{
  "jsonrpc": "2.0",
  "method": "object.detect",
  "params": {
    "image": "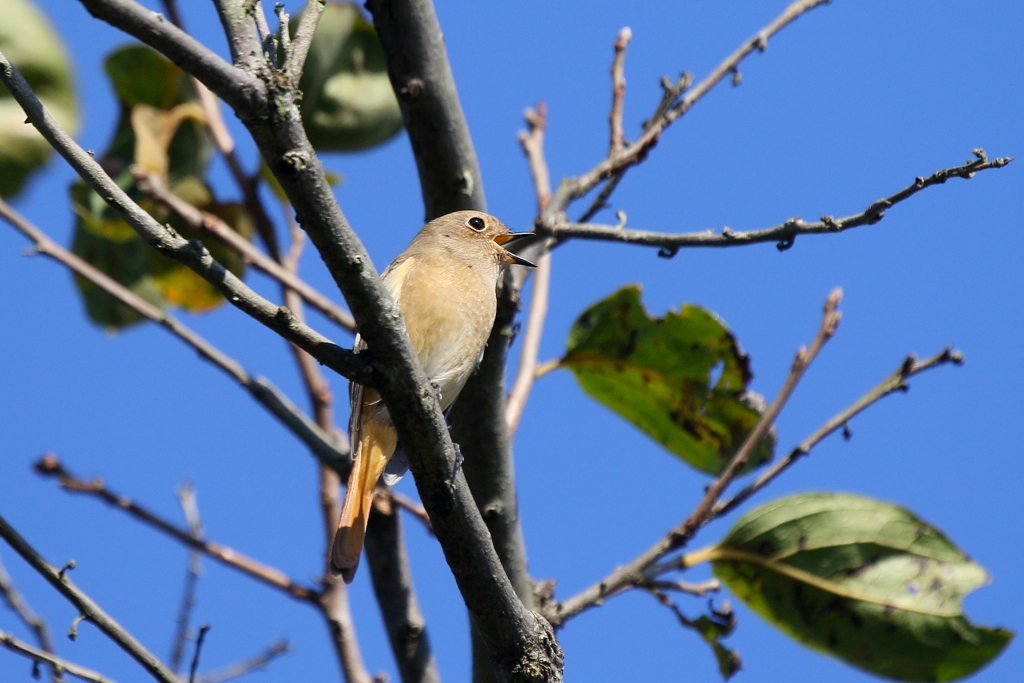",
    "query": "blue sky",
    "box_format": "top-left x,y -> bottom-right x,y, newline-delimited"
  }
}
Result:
1,1 -> 1021,682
